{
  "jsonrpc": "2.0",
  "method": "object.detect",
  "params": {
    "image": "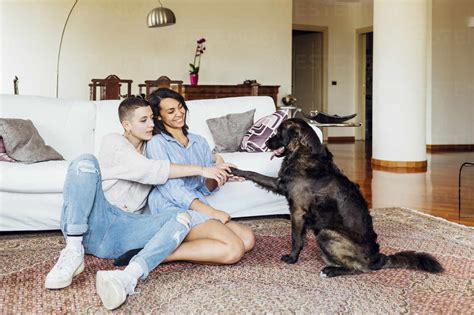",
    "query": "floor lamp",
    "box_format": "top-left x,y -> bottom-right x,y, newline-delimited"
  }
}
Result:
55,0 -> 176,98
56,0 -> 79,98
